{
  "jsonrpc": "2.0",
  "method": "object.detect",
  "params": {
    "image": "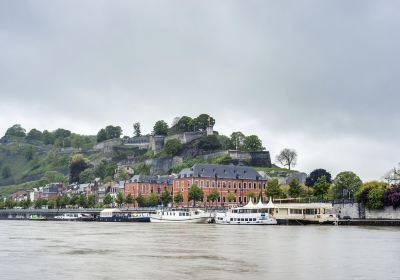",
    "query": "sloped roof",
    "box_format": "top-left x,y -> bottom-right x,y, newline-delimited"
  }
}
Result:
178,164 -> 264,180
